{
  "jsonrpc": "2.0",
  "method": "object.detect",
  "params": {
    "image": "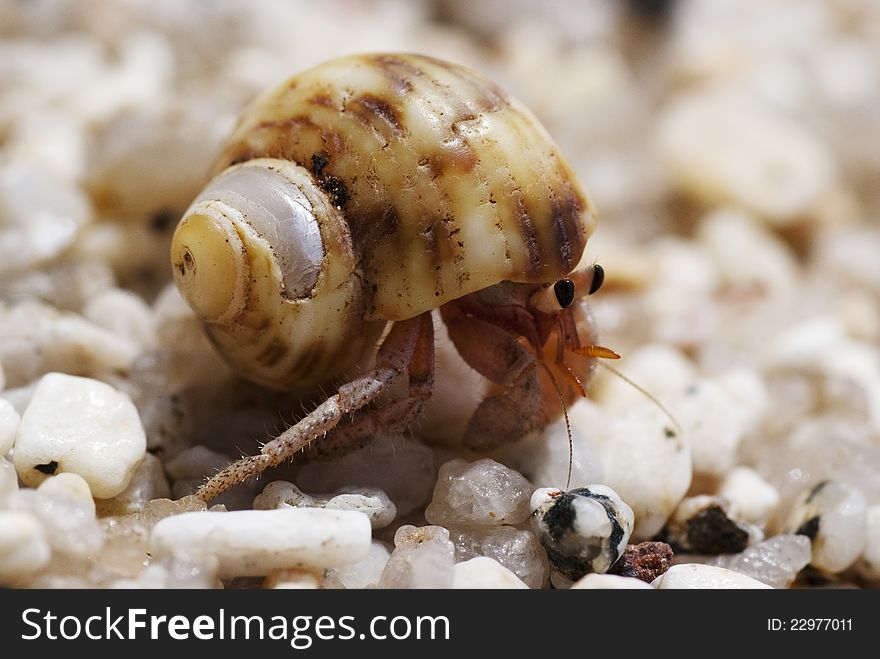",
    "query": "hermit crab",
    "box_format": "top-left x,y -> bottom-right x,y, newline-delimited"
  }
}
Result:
170,53 -> 616,501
